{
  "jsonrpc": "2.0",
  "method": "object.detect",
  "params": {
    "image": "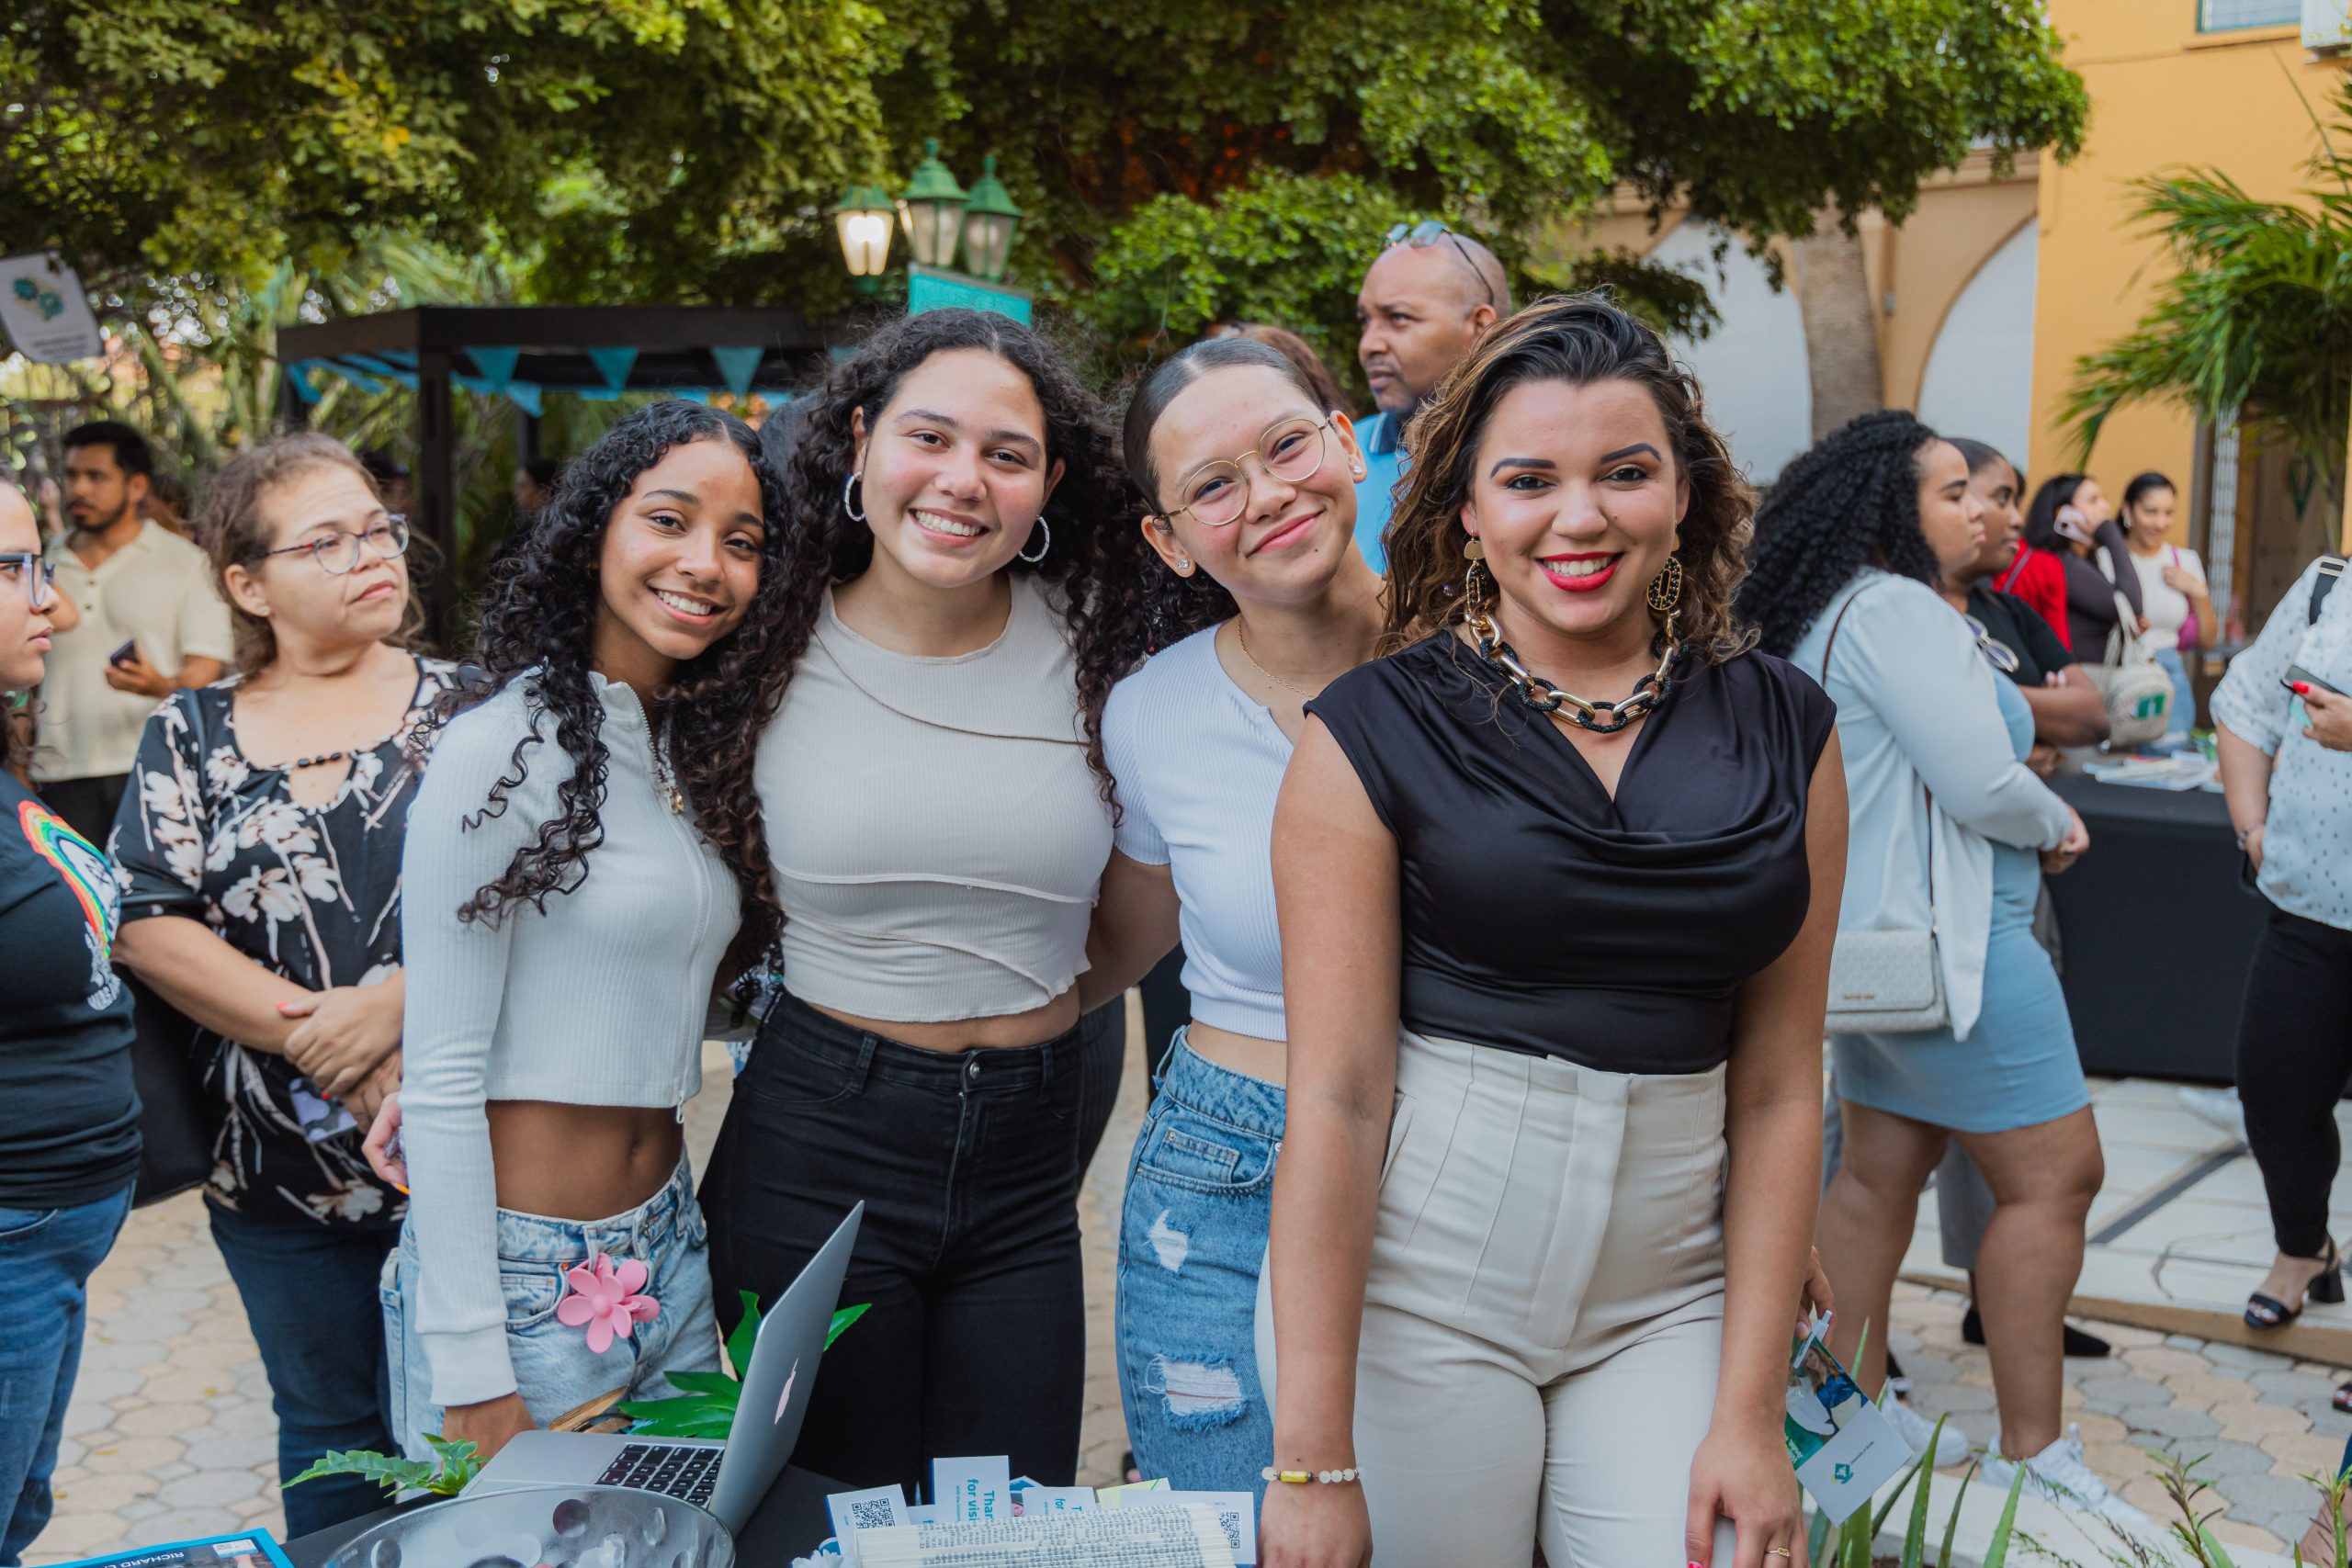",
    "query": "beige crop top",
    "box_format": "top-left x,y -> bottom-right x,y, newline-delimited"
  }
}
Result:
753,576 -> 1113,1022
